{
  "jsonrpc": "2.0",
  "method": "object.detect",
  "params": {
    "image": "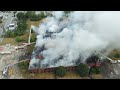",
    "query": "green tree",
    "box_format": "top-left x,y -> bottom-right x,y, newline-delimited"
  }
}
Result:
25,11 -> 35,19
90,67 -> 101,74
76,63 -> 89,77
17,12 -> 26,20
17,20 -> 27,30
14,20 -> 27,36
14,28 -> 24,36
29,12 -> 47,21
55,66 -> 67,77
